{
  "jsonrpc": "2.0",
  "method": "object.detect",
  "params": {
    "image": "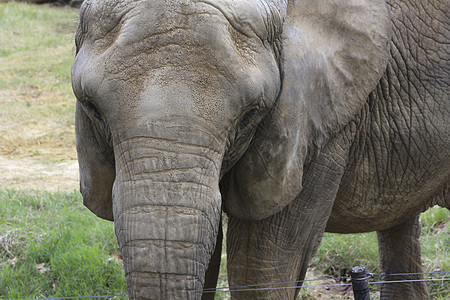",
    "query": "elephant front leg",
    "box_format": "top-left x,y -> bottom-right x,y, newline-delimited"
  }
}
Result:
225,171 -> 342,300
224,133 -> 349,299
226,210 -> 324,300
377,216 -> 430,300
